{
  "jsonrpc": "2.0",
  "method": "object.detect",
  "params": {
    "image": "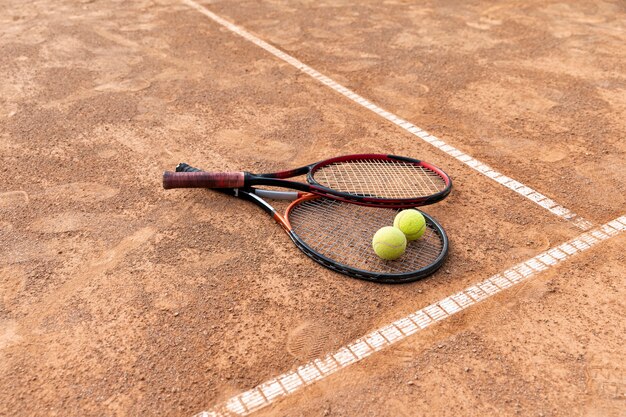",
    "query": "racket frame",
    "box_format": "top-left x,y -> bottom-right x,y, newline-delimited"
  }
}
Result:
165,154 -> 452,208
